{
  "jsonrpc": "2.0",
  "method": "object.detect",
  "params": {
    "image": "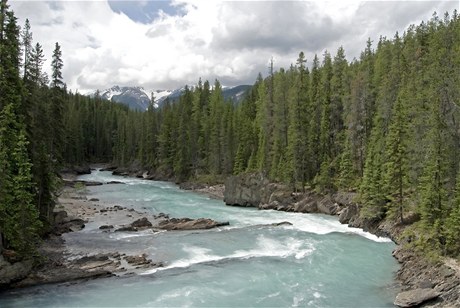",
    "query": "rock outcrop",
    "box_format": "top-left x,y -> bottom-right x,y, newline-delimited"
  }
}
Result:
224,173 -> 273,207
224,173 -> 344,216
